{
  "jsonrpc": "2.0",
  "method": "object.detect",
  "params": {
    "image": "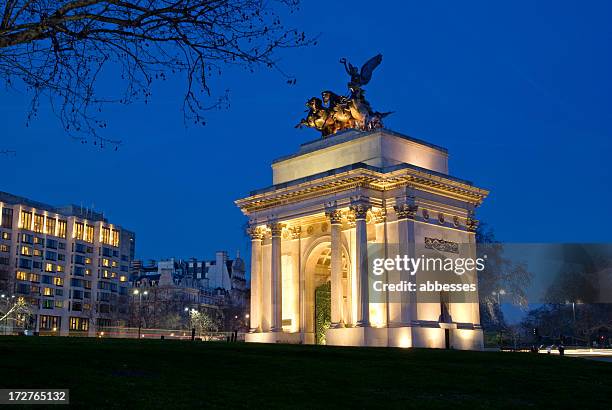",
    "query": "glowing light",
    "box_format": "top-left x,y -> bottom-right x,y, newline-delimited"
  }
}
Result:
281,254 -> 297,332
369,303 -> 385,328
